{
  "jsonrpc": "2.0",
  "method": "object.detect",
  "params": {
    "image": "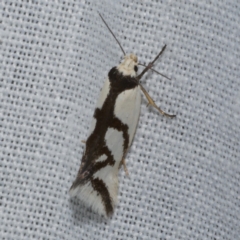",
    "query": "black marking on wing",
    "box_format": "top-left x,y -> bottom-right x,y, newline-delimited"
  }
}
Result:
70,67 -> 139,215
91,177 -> 113,217
110,117 -> 129,151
